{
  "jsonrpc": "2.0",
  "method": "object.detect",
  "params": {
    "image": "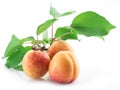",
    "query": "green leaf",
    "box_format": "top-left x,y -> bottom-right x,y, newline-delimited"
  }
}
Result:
3,35 -> 33,59
14,65 -> 23,71
36,19 -> 57,35
50,5 -> 75,18
50,5 -> 61,18
61,34 -> 78,40
71,11 -> 115,37
40,38 -> 52,44
20,36 -> 35,44
3,35 -> 20,58
61,11 -> 75,17
96,36 -> 105,41
55,27 -> 78,40
5,45 -> 31,70
13,46 -> 31,71
24,46 -> 32,51
5,45 -> 26,68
